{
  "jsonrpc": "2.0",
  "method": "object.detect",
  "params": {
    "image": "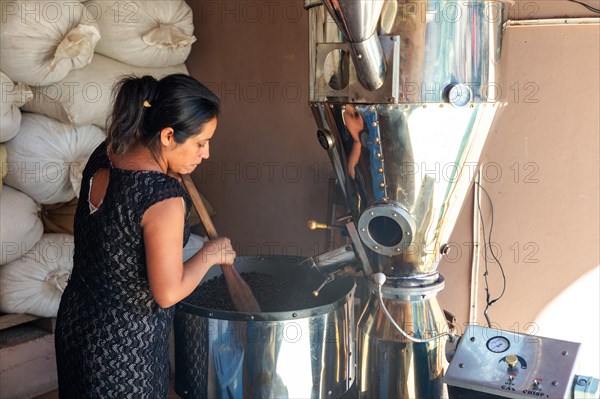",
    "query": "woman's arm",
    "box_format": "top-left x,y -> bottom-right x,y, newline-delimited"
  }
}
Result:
142,197 -> 235,308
